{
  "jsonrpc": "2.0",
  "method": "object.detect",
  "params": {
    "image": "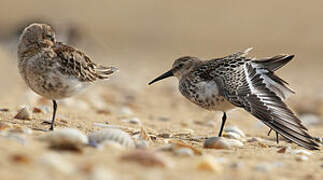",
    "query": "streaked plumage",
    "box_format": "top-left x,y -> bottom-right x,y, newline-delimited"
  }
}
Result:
17,23 -> 117,130
149,48 -> 319,150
